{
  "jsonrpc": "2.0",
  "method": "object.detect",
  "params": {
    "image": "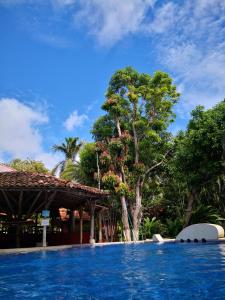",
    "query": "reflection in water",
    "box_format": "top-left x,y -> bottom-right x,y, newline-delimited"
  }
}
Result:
1,242 -> 225,299
219,243 -> 225,257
